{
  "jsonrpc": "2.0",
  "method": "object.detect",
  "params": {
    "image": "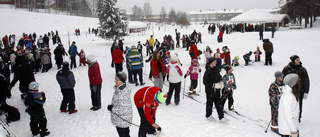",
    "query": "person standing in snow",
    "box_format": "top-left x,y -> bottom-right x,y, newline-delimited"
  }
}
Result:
221,65 -> 236,110
282,55 -> 309,122
268,71 -> 284,133
68,41 -> 79,69
112,46 -> 124,74
278,74 -> 300,137
222,46 -> 231,66
108,71 -> 133,137
128,46 -> 145,86
54,44 -> 67,69
56,62 -> 77,114
165,55 -> 183,105
78,49 -> 86,66
87,55 -> 103,111
151,50 -> 165,89
189,41 -> 200,61
24,82 -> 50,137
203,57 -> 229,122
184,59 -> 201,95
149,35 -> 154,54
134,86 -> 167,137
259,25 -> 264,40
213,48 -> 224,71
254,46 -> 262,62
263,39 -> 273,66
